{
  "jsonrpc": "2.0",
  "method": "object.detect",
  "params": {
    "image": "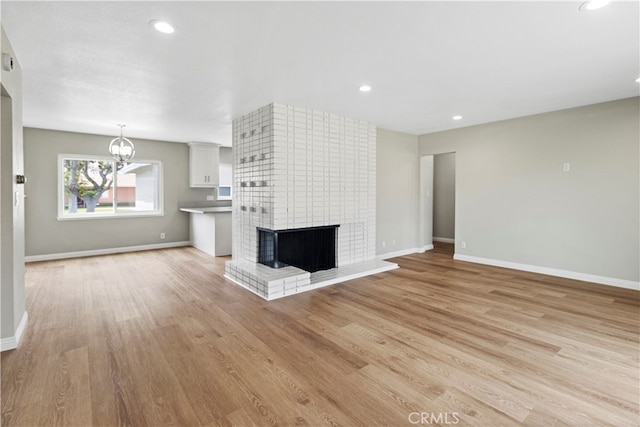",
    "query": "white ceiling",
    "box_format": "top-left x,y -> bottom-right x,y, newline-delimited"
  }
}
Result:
2,1 -> 639,146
